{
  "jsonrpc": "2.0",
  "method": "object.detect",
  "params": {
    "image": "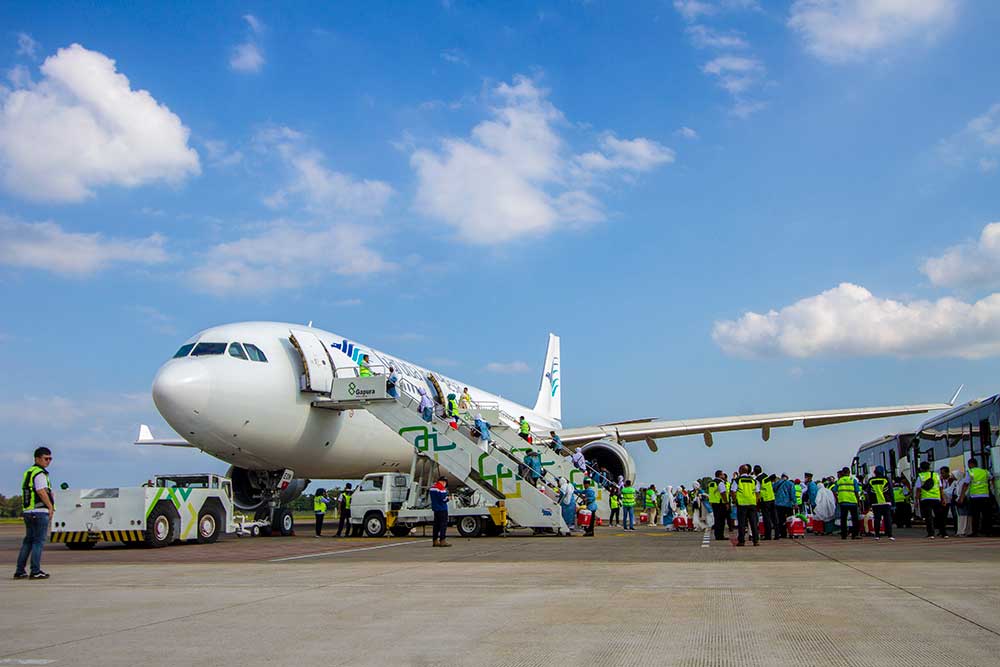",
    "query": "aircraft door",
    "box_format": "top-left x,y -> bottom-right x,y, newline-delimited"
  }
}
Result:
289,330 -> 335,394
